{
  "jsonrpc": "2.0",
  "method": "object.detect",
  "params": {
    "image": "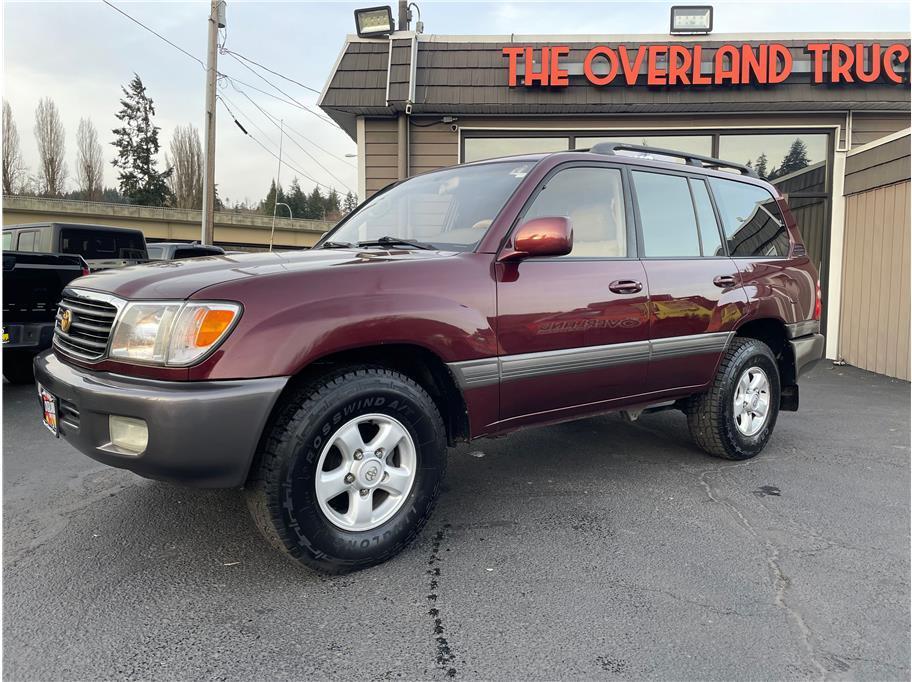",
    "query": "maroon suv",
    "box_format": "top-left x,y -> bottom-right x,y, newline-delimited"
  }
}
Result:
34,144 -> 824,573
